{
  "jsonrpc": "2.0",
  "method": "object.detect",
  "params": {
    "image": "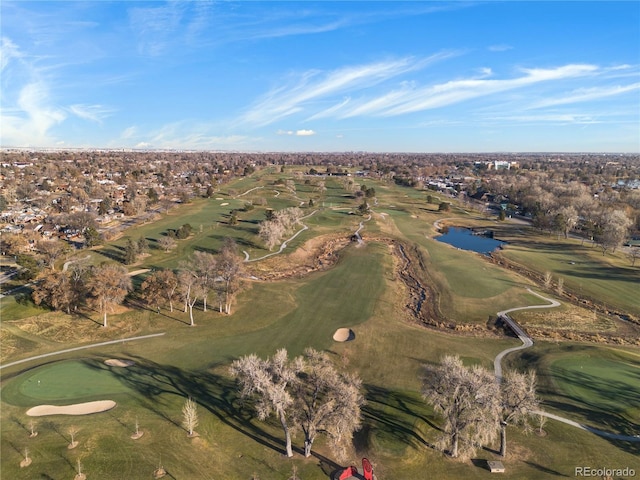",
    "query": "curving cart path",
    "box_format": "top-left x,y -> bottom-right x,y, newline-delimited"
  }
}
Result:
494,289 -> 639,442
0,333 -> 166,370
243,210 -> 317,262
494,288 -> 559,382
